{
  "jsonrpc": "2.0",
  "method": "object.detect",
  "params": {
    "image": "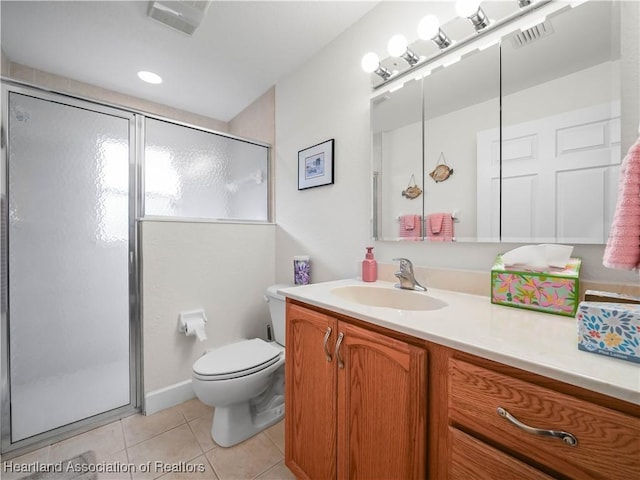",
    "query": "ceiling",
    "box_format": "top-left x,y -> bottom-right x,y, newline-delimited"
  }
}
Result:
0,0 -> 378,122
